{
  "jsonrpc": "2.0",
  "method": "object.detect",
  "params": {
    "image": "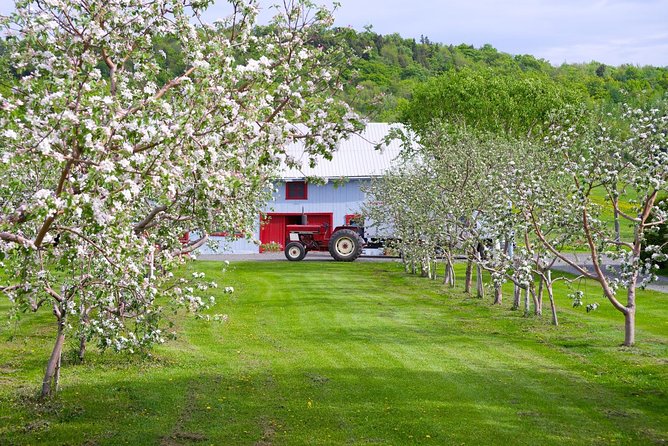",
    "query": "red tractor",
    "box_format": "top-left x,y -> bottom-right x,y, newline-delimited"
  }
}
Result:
284,219 -> 365,262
